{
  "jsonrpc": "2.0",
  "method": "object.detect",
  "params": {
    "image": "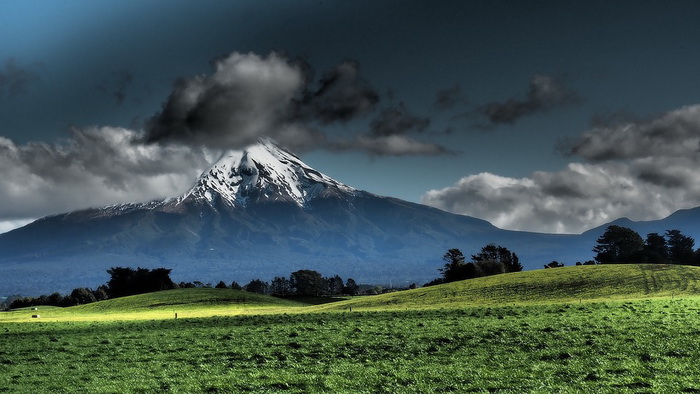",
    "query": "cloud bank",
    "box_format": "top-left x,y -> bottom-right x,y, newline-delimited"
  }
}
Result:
0,127 -> 211,221
423,105 -> 700,234
145,52 -> 447,156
